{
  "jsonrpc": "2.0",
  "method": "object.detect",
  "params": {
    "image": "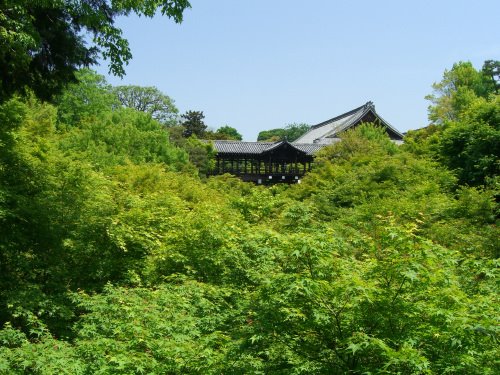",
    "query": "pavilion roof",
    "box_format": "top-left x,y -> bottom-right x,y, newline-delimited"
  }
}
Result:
207,101 -> 403,157
294,101 -> 404,143
211,140 -> 326,156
